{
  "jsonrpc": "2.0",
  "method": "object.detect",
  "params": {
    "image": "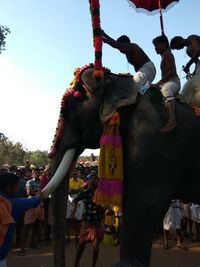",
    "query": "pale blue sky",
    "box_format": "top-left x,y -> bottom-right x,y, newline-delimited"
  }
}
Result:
0,0 -> 199,155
